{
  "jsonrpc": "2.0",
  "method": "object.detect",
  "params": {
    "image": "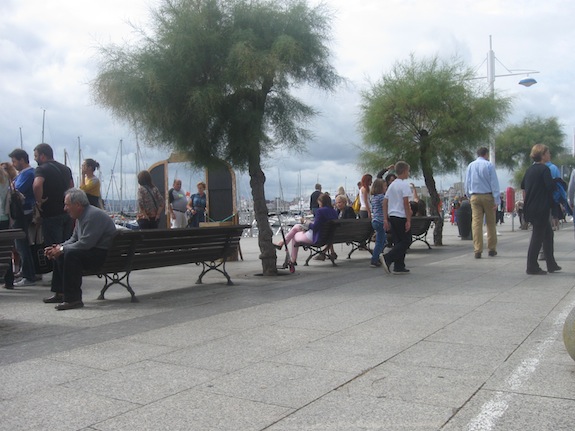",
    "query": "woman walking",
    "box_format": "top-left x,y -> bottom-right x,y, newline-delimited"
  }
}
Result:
521,144 -> 561,275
